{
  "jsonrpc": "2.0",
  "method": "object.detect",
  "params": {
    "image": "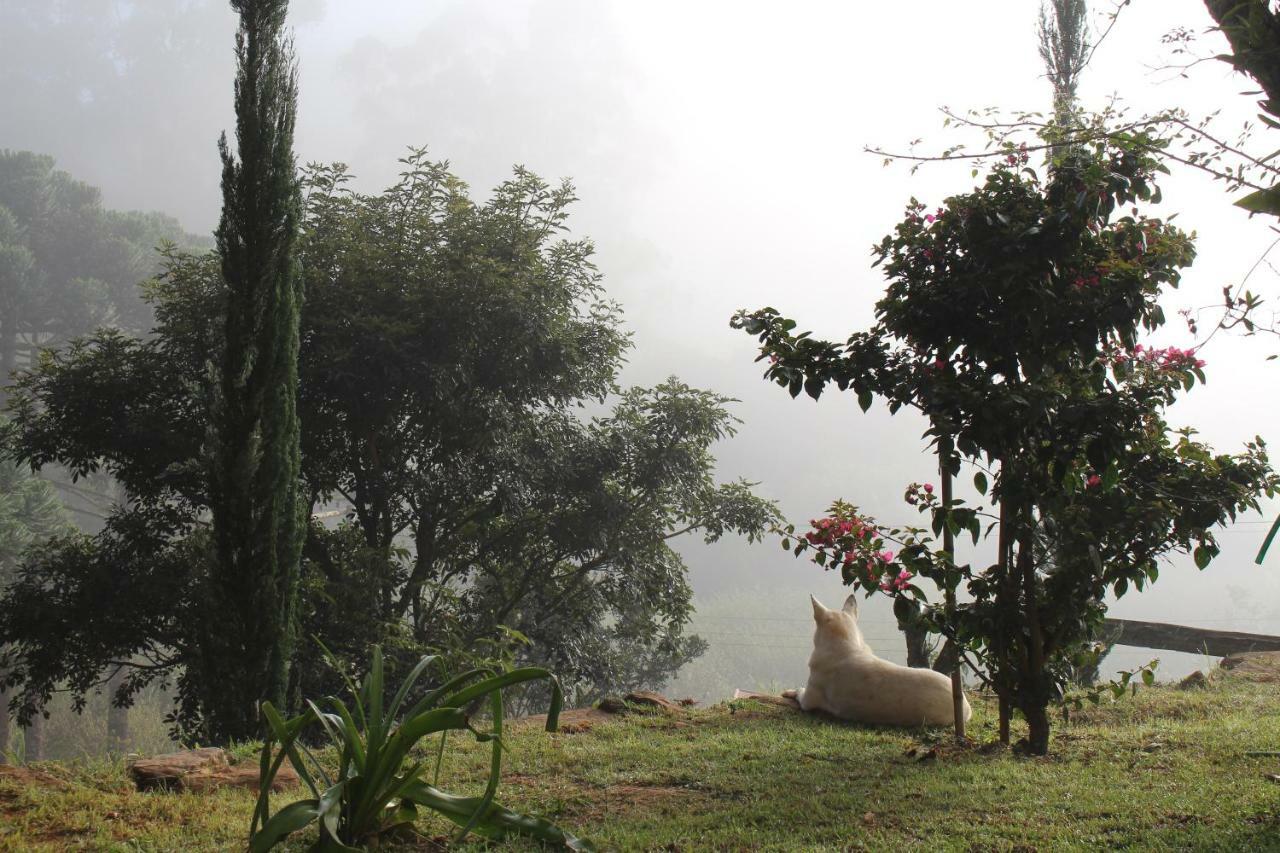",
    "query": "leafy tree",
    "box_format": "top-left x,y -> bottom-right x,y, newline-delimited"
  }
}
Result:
201,0 -> 308,742
735,136 -> 1276,754
0,437 -> 71,761
0,150 -> 201,402
1,154 -> 777,738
